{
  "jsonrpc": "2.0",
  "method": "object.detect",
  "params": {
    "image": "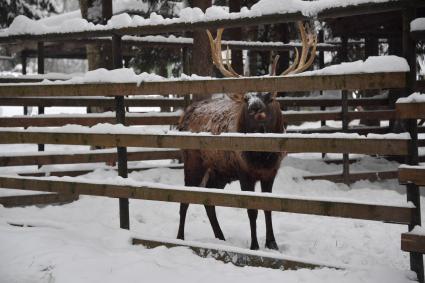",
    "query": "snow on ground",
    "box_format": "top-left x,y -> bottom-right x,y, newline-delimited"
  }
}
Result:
0,106 -> 420,282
